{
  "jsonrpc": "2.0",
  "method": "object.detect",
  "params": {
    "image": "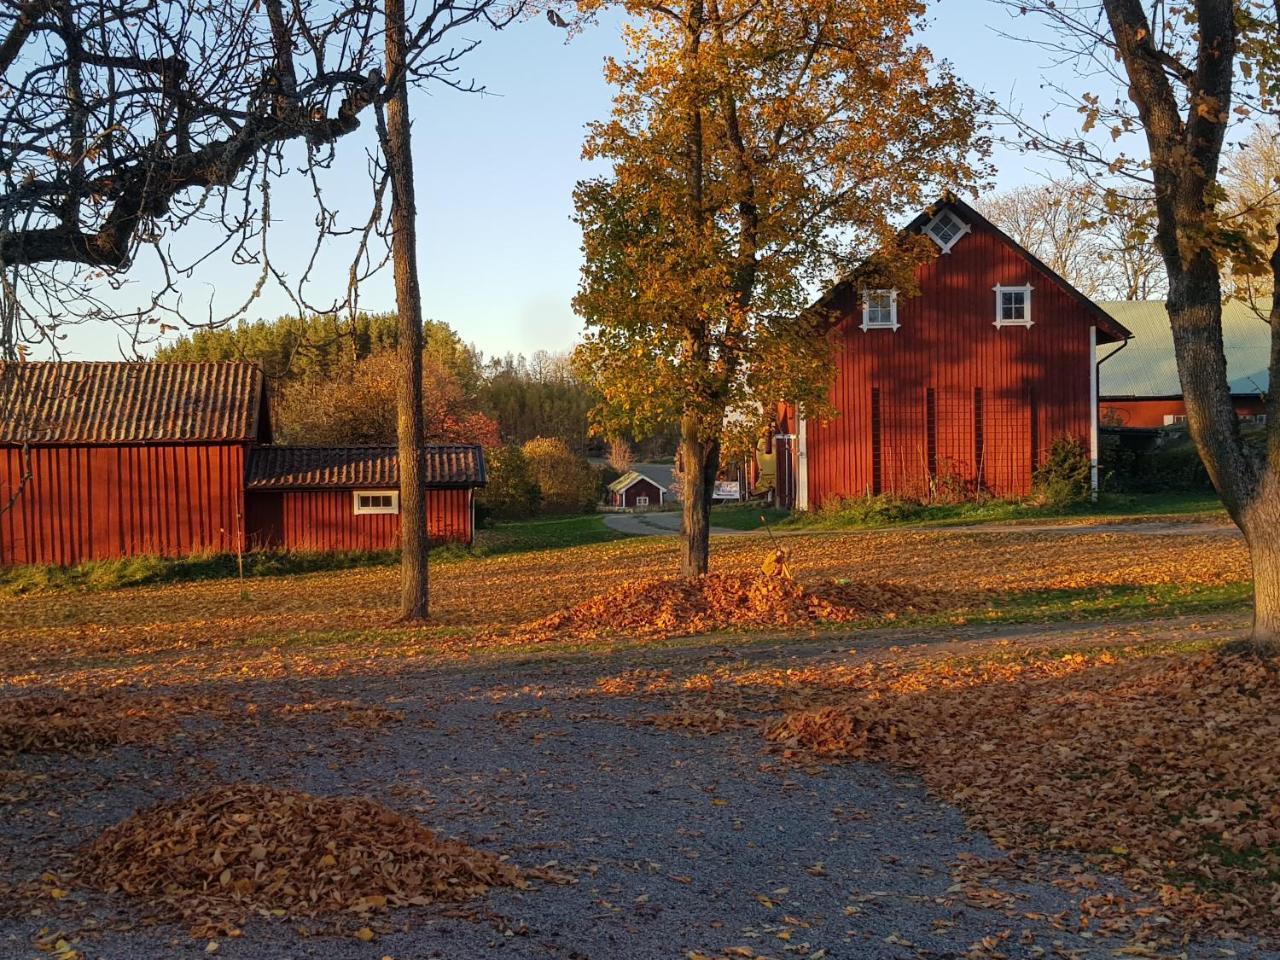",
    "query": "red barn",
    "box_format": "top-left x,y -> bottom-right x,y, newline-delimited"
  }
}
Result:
606,470 -> 667,510
778,196 -> 1131,509
244,445 -> 482,552
0,361 -> 484,566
